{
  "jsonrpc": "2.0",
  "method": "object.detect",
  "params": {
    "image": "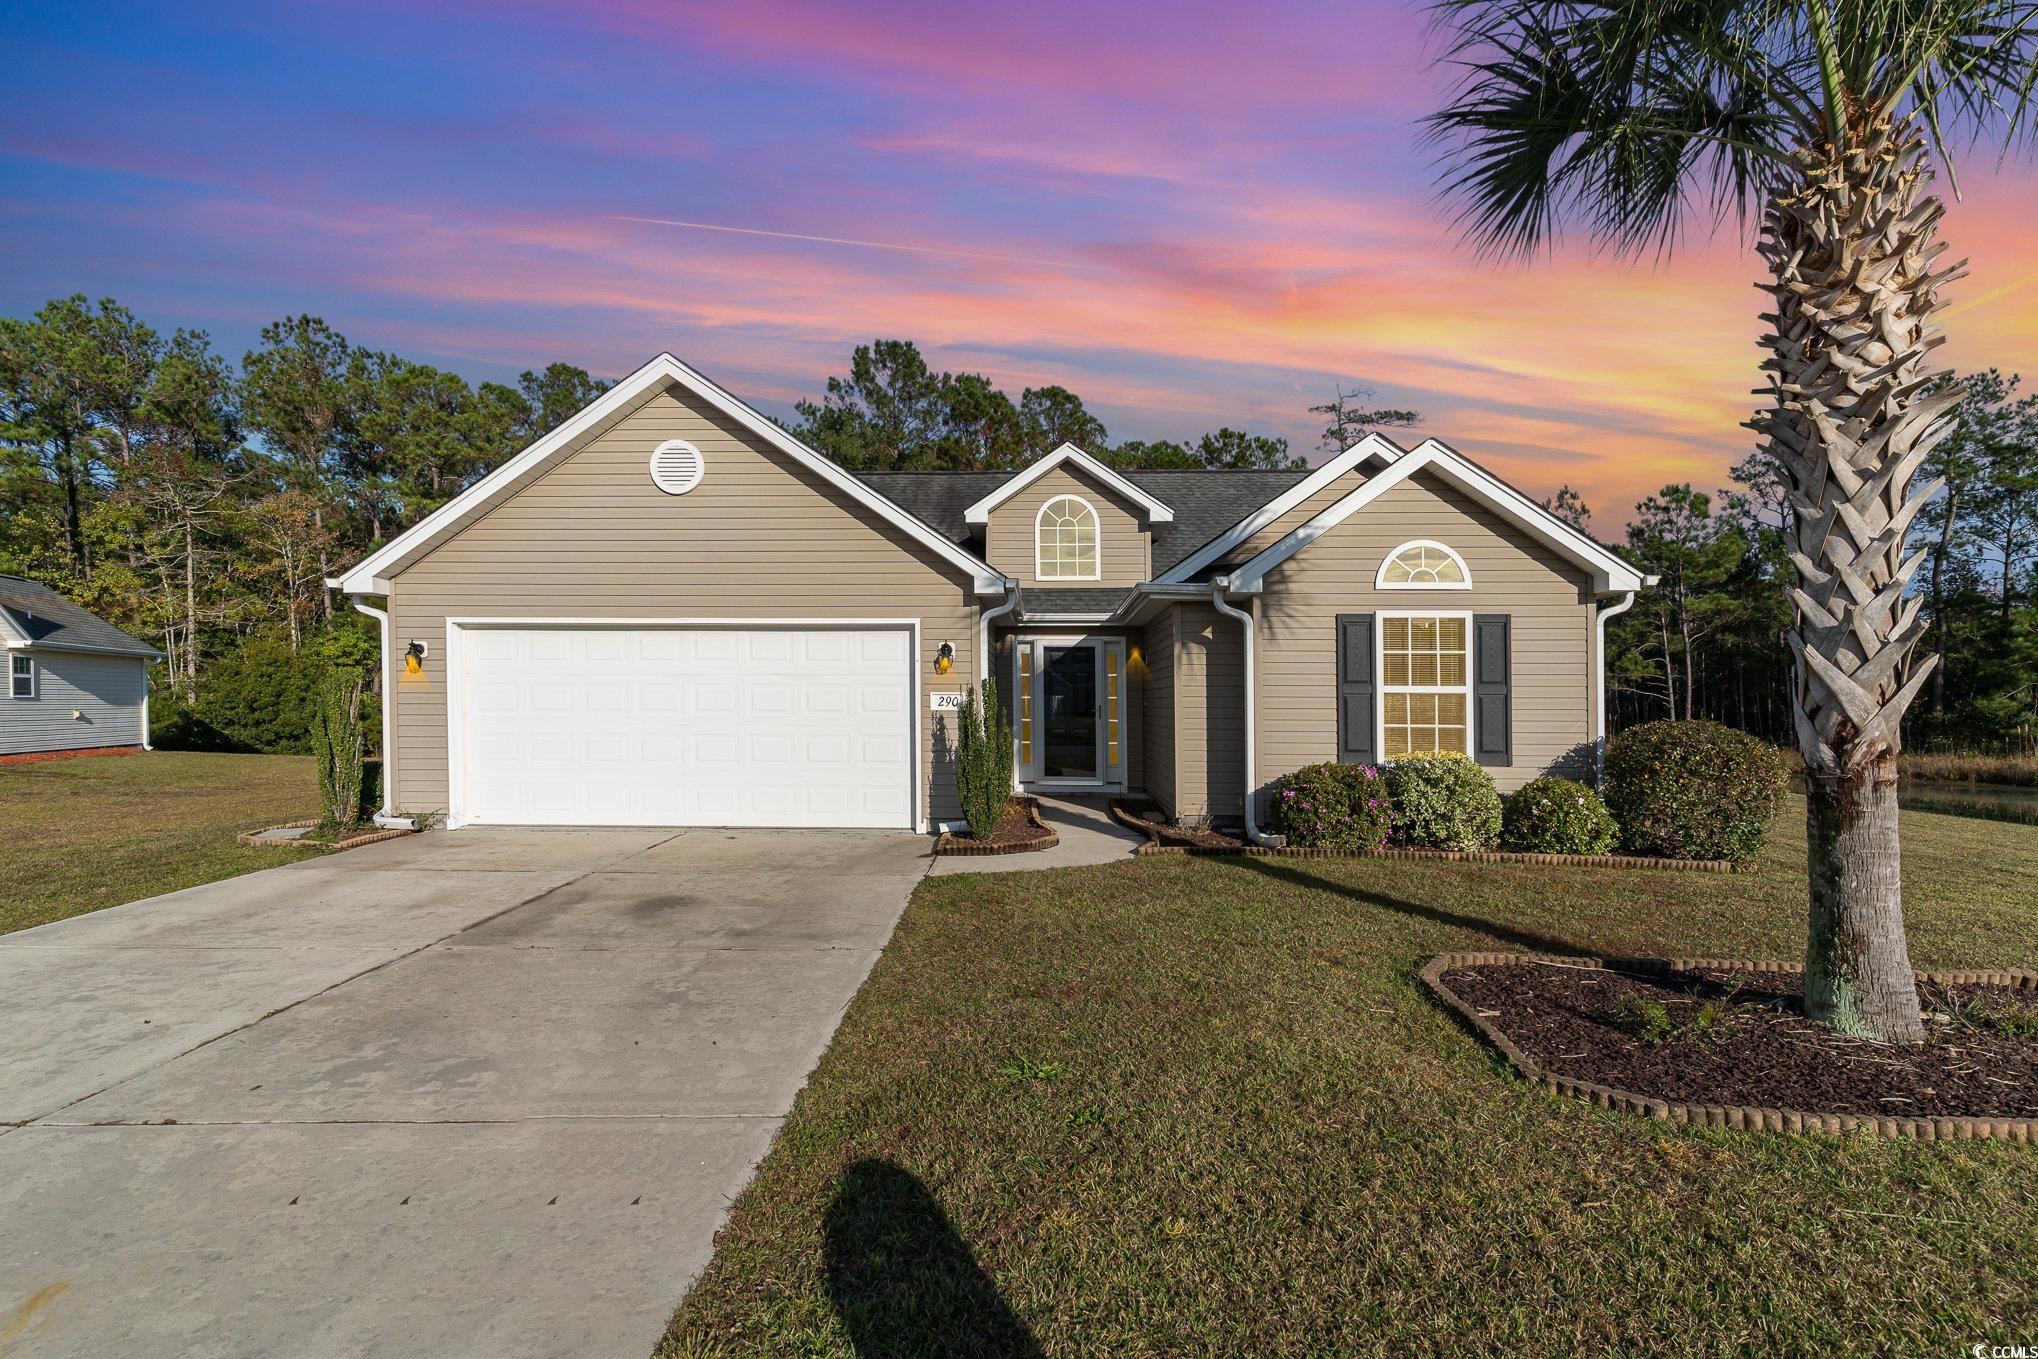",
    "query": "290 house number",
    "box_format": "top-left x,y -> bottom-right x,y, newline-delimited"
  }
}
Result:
929,692 -> 965,711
